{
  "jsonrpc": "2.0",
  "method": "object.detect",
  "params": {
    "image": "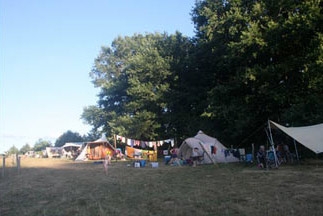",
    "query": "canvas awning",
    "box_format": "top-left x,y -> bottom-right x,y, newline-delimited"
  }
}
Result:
270,121 -> 323,154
